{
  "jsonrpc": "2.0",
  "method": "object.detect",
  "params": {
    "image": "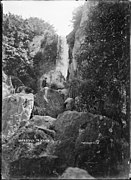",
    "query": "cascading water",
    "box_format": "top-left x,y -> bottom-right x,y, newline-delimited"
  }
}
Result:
56,36 -> 69,79
40,36 -> 69,89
